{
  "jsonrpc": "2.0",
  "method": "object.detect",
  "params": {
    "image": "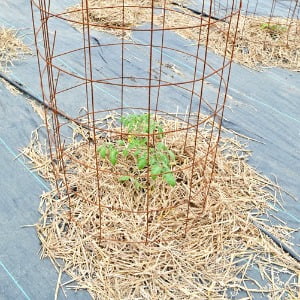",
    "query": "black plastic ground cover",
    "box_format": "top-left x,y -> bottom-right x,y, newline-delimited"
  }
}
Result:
0,0 -> 299,299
